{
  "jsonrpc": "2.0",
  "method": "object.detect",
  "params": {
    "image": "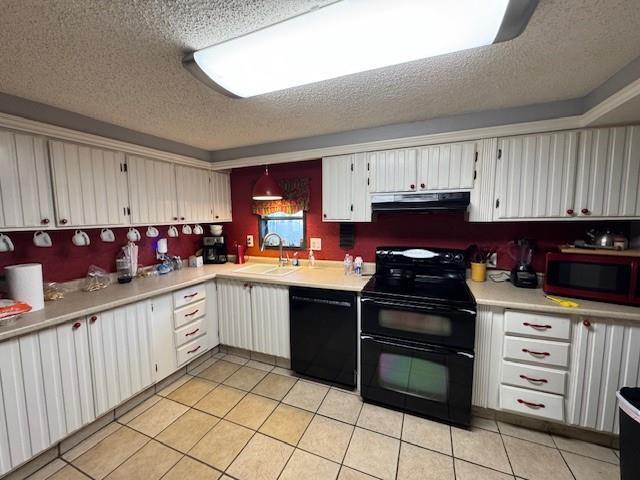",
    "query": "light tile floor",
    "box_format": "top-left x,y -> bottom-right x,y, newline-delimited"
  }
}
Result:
28,354 -> 620,480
